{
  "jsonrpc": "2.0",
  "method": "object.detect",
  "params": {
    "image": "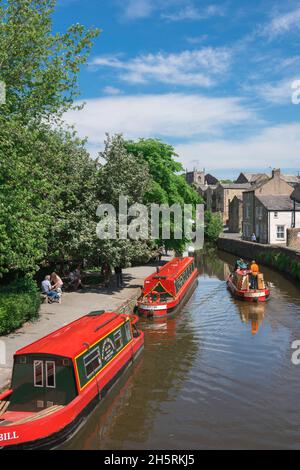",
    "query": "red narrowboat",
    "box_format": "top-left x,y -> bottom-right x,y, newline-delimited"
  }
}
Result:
137,257 -> 198,318
0,311 -> 144,450
227,269 -> 270,302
